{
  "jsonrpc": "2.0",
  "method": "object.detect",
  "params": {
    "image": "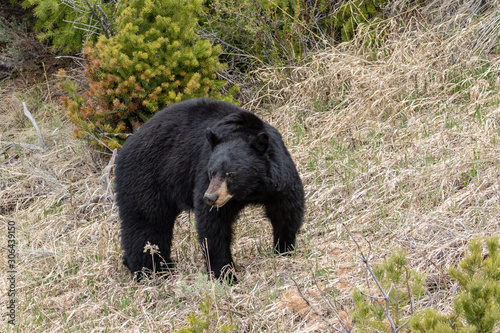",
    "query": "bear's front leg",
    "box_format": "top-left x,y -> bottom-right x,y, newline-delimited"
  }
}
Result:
194,202 -> 241,282
265,190 -> 304,254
